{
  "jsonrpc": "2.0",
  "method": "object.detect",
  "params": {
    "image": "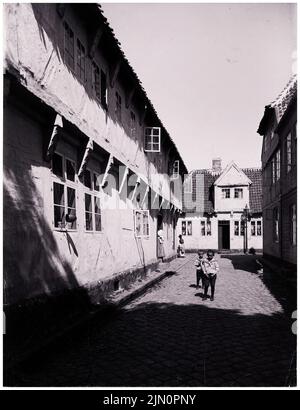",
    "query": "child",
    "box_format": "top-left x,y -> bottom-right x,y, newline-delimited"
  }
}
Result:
194,250 -> 205,289
177,235 -> 185,258
201,250 -> 219,301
